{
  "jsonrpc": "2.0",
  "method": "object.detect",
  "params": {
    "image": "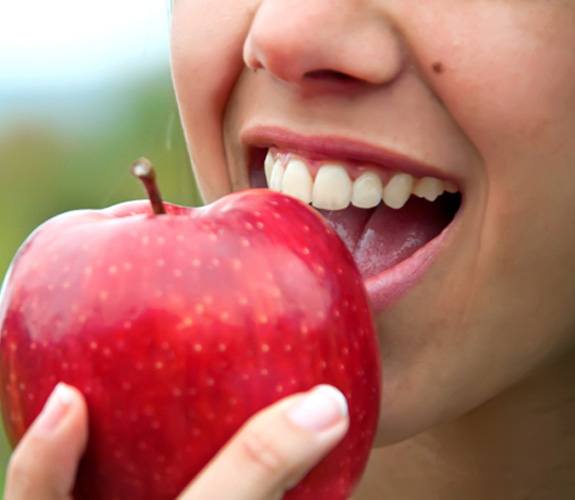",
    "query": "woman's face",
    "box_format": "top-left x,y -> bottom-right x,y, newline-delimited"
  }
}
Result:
170,0 -> 575,444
